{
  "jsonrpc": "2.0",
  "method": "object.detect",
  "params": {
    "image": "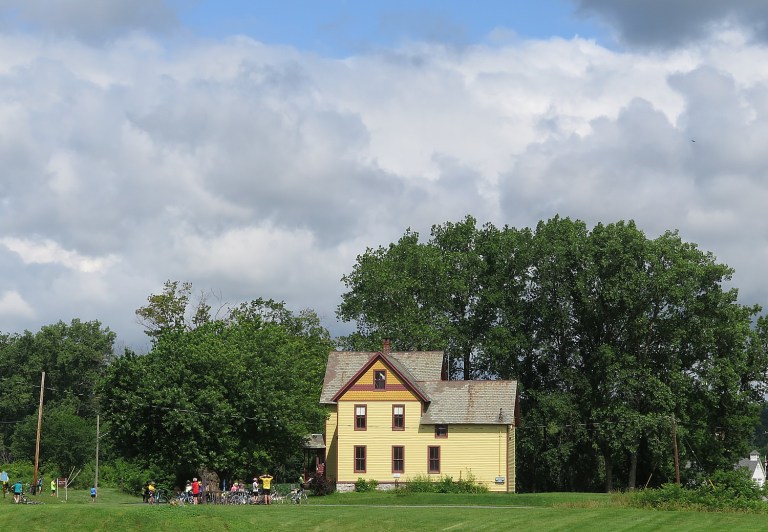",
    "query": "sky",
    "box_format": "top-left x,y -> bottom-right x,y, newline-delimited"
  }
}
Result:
2,0 -> 768,353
